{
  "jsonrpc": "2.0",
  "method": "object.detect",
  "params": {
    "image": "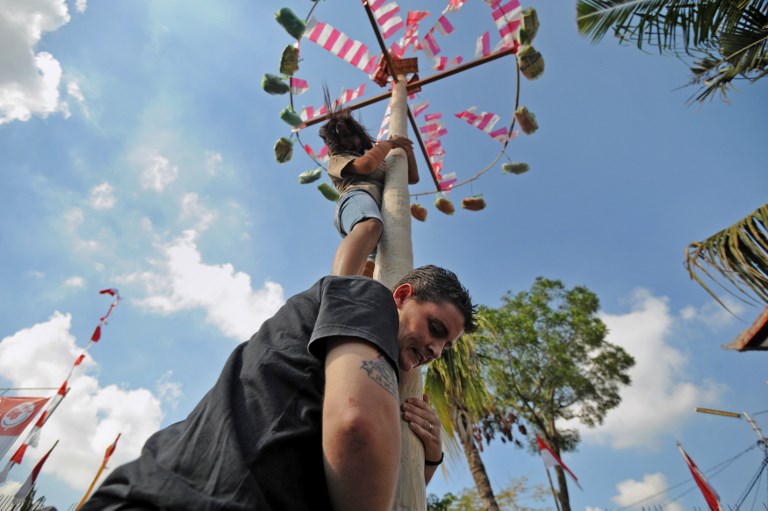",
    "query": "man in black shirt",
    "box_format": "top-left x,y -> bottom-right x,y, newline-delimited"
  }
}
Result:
83,265 -> 476,511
